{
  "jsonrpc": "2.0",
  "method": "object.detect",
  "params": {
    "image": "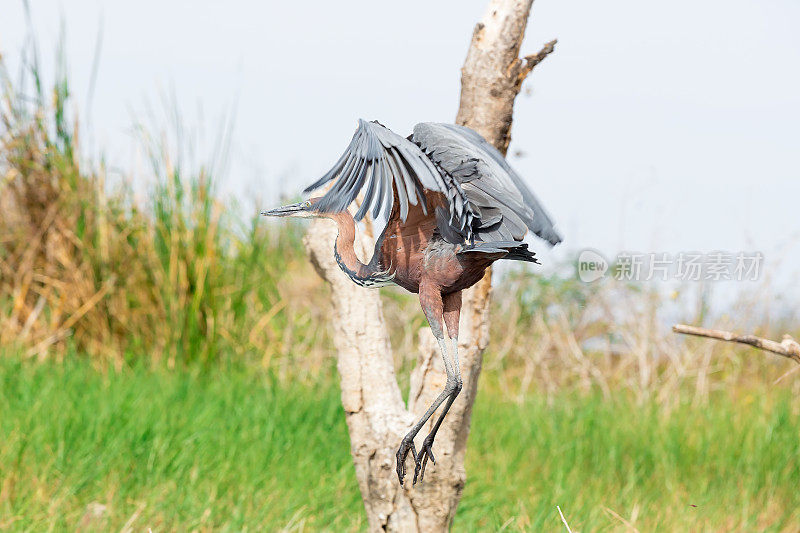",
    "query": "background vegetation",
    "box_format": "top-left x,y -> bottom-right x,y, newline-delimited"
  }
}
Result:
1,51 -> 798,530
